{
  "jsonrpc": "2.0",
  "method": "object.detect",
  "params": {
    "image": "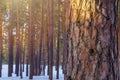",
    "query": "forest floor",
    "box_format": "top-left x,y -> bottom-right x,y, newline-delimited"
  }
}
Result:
0,65 -> 64,80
